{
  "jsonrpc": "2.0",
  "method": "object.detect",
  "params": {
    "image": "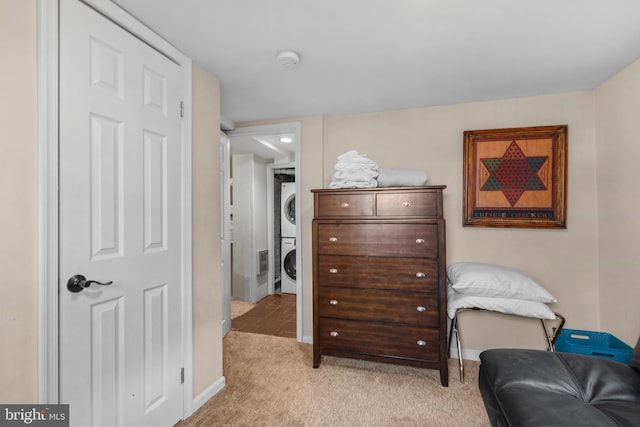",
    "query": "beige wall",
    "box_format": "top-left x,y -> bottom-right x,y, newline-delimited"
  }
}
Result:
243,92 -> 604,351
299,117 -> 325,338
0,0 -> 38,403
595,59 -> 640,345
322,93 -> 601,350
191,65 -> 224,397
